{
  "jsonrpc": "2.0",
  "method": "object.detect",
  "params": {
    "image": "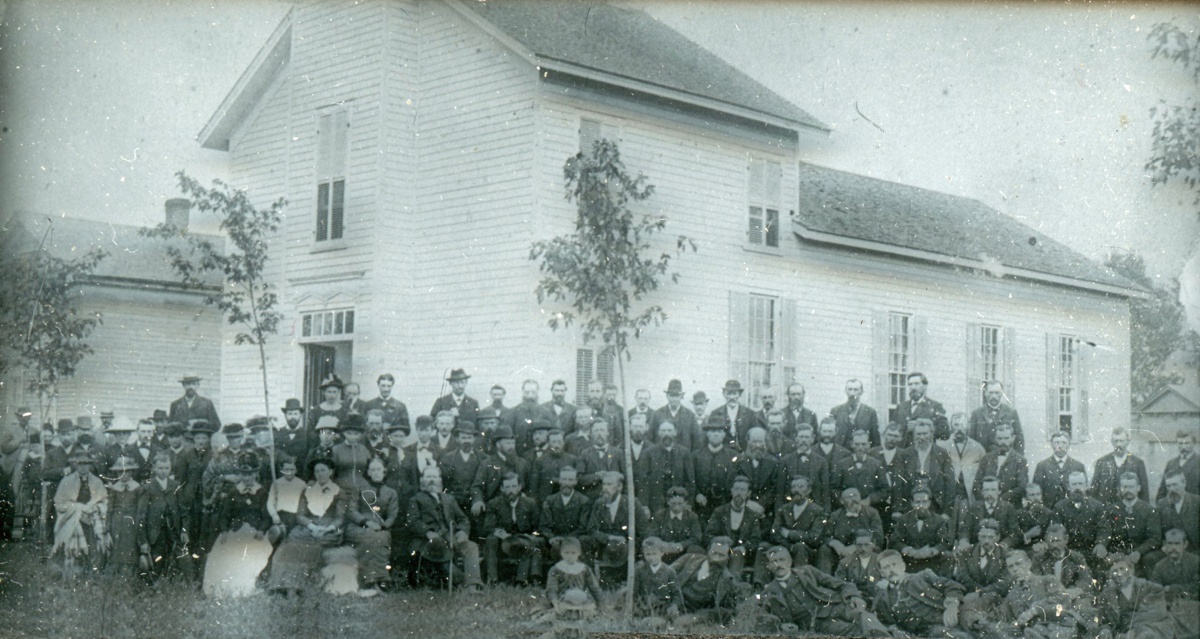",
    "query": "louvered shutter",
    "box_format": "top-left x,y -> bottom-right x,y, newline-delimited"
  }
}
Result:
912,315 -> 929,373
580,118 -> 602,157
729,291 -> 750,383
1045,333 -> 1059,440
965,323 -> 982,413
576,348 -> 594,406
779,297 -> 798,386
872,310 -> 890,421
1077,341 -> 1091,440
1003,327 -> 1017,402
